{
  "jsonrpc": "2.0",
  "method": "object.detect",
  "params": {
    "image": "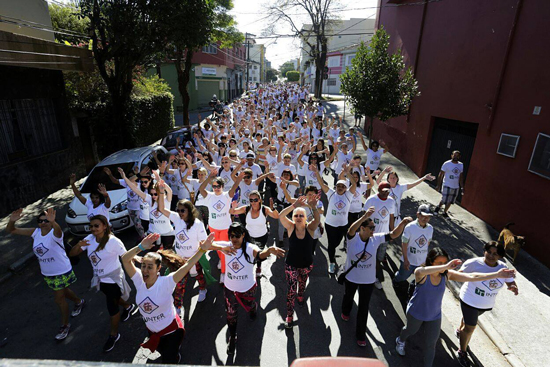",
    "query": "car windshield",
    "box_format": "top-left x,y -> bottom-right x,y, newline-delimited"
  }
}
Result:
80,163 -> 135,193
163,129 -> 192,149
